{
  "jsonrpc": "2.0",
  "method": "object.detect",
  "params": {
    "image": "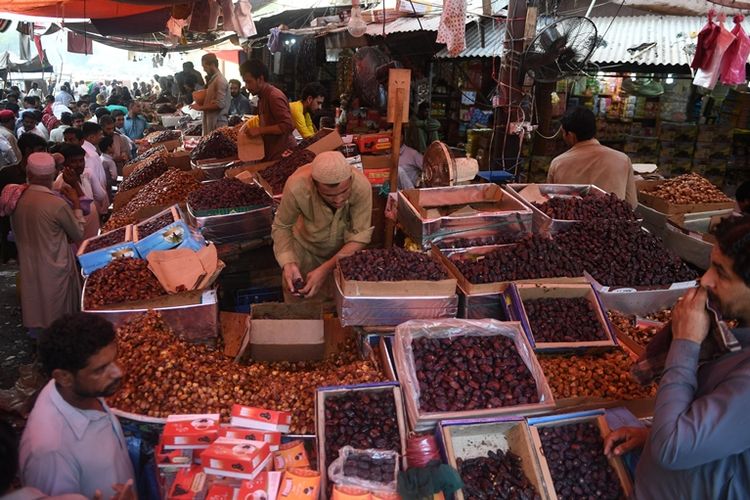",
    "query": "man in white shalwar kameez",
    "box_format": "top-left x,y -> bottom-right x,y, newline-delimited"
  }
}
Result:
10,153 -> 85,332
